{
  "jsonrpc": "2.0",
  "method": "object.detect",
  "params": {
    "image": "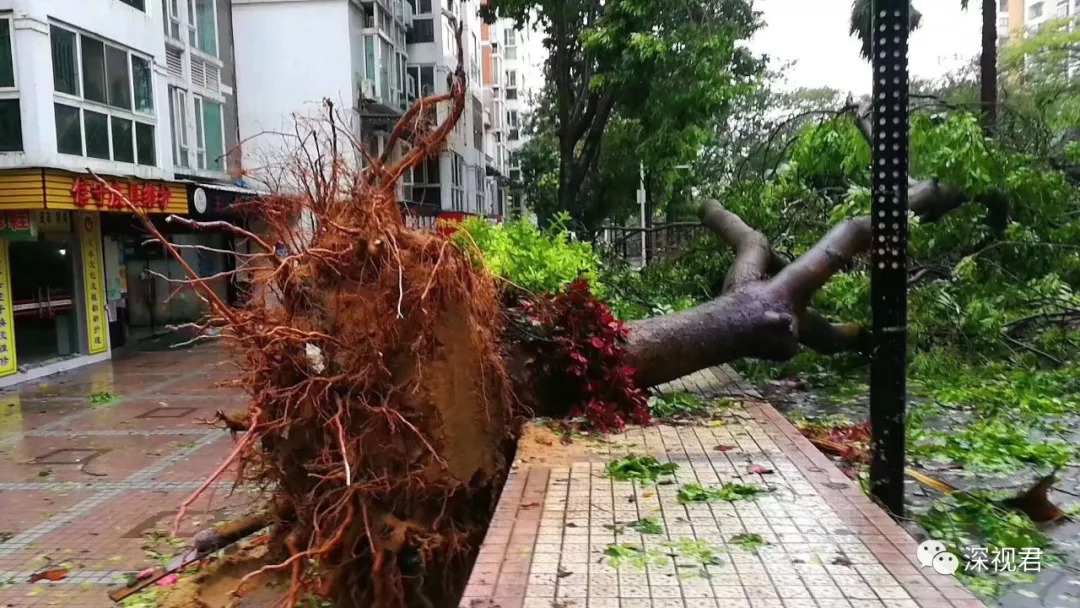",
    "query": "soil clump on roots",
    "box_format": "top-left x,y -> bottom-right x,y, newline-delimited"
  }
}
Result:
114,25 -> 517,608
